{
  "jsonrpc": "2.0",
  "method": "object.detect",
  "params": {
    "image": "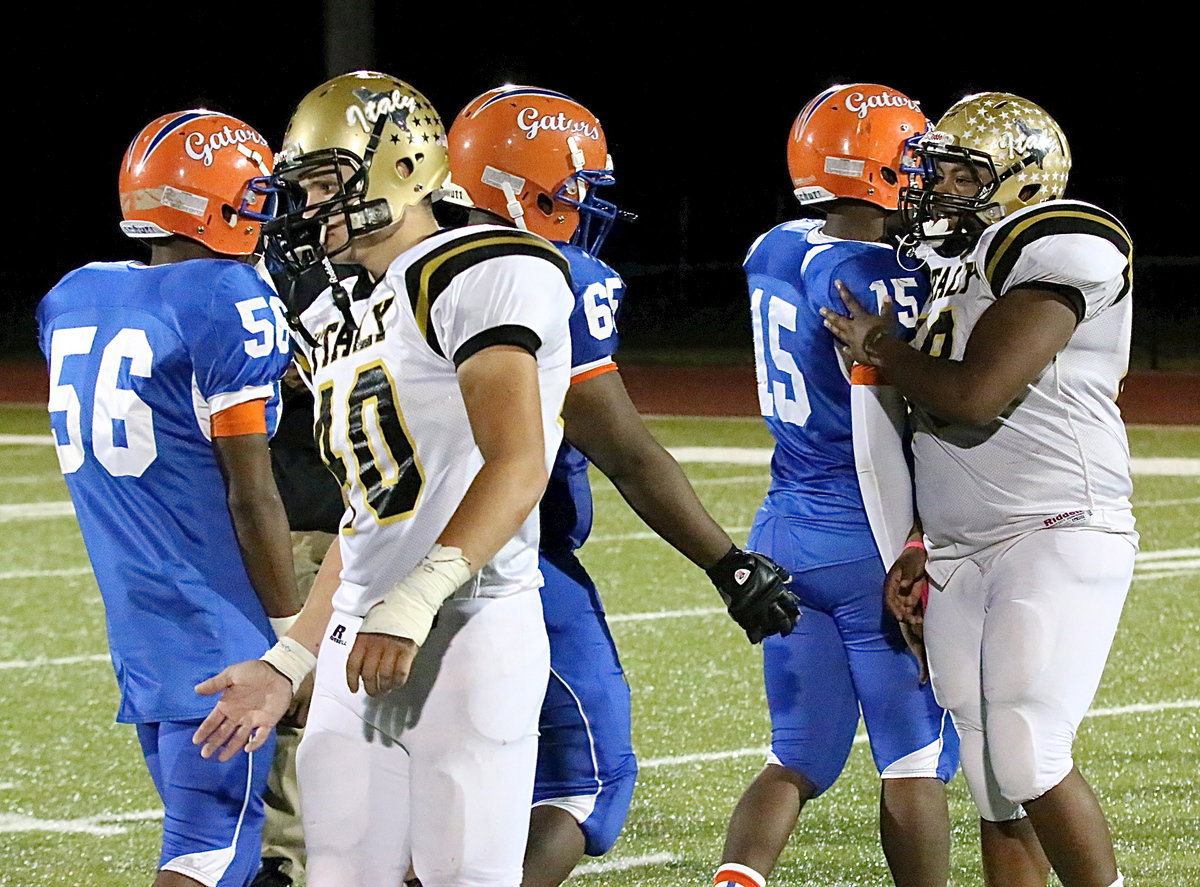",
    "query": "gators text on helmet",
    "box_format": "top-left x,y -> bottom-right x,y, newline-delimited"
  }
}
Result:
119,110 -> 275,256
448,86 -> 627,255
